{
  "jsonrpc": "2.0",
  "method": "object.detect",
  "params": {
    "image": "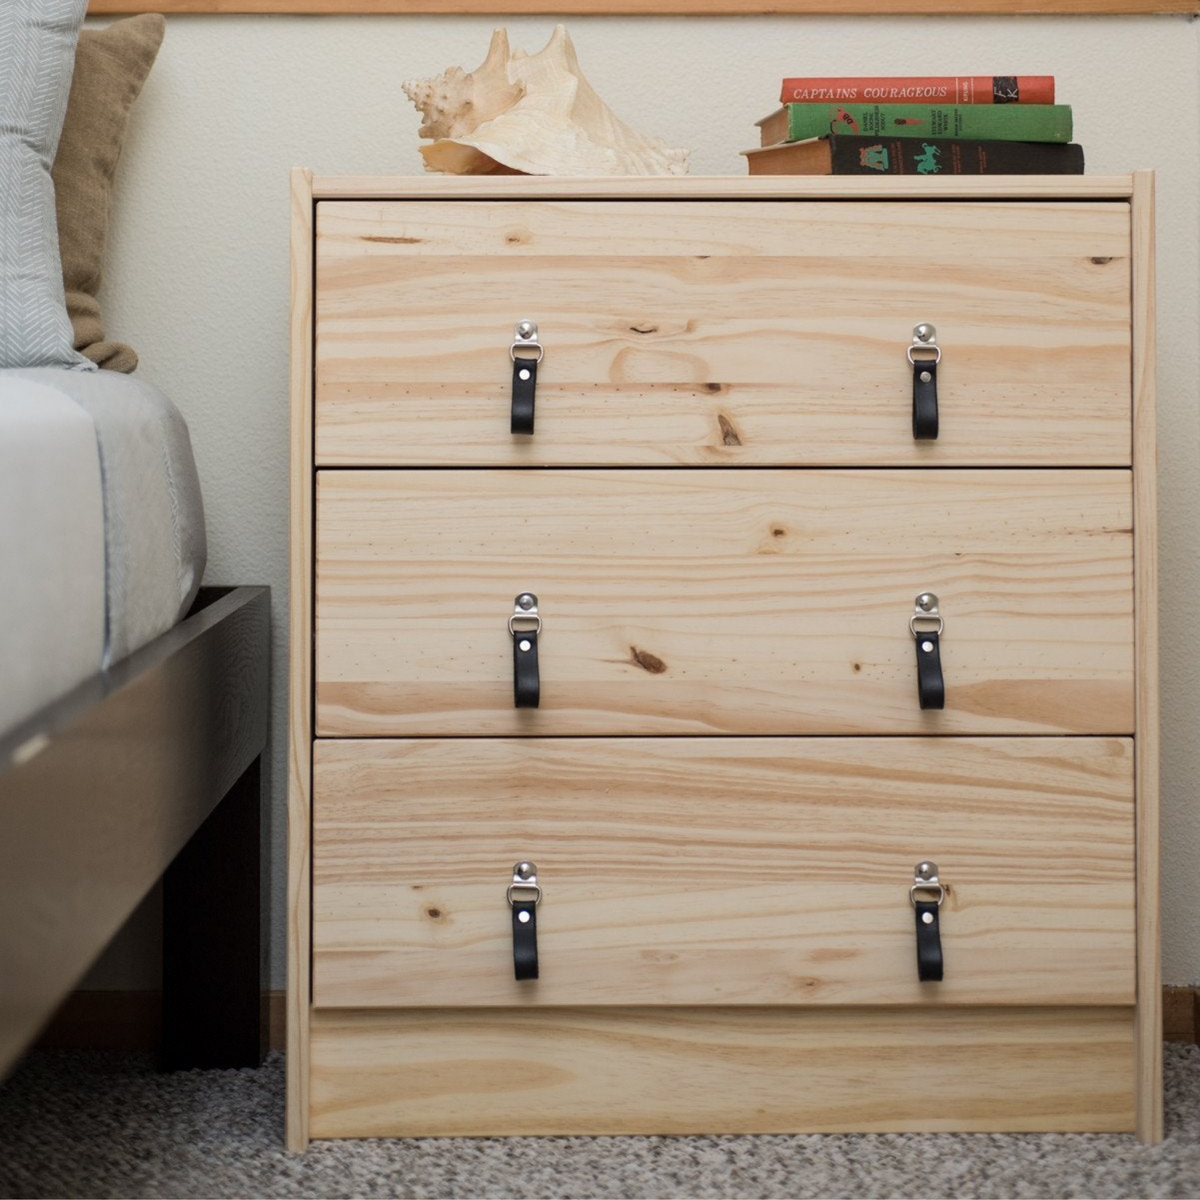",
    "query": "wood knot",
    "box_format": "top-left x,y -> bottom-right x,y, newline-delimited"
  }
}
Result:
630,646 -> 667,674
1090,256 -> 1113,265
506,230 -> 531,245
852,662 -> 862,673
717,413 -> 742,446
629,323 -> 659,335
772,527 -> 787,538
705,382 -> 725,394
425,907 -> 443,920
